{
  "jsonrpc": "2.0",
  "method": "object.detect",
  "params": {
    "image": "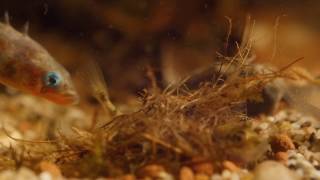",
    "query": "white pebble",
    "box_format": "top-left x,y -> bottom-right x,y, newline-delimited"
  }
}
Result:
266,116 -> 275,122
39,172 -> 52,180
258,122 -> 269,130
221,170 -> 231,178
254,161 -> 299,180
211,174 -> 222,180
230,172 -> 240,180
